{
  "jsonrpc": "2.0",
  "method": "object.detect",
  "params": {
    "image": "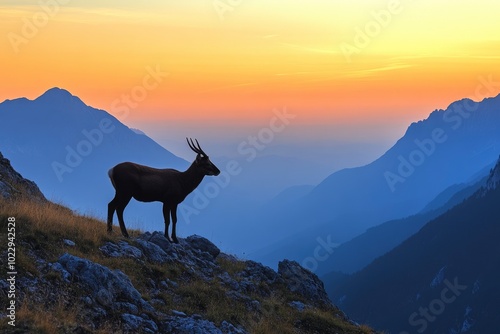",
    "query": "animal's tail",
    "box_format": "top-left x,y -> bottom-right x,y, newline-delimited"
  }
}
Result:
108,167 -> 117,189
